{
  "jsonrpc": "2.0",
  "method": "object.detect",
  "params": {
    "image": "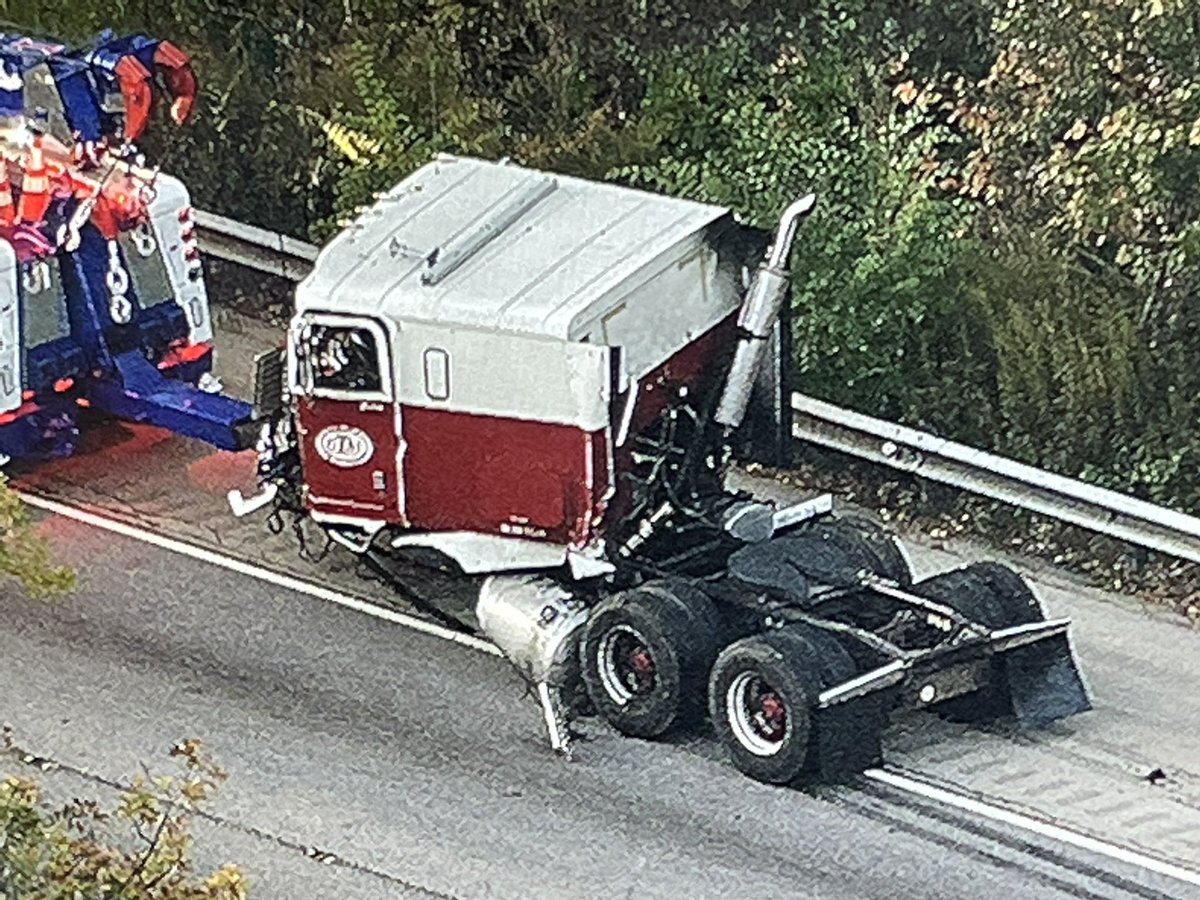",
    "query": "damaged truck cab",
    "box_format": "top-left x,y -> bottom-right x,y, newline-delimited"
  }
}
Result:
236,155 -> 1090,785
279,160 -> 754,567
